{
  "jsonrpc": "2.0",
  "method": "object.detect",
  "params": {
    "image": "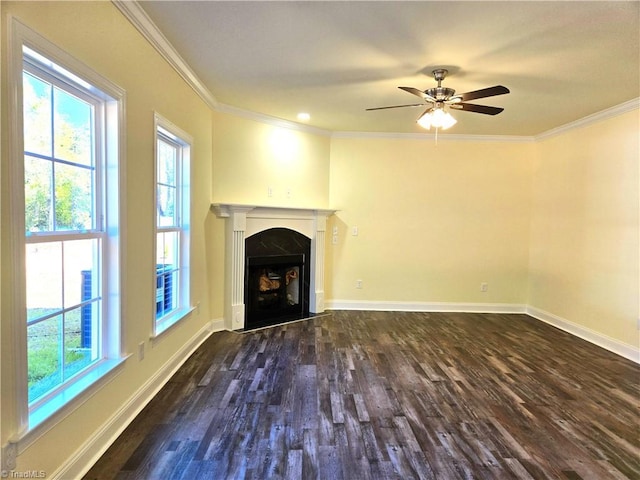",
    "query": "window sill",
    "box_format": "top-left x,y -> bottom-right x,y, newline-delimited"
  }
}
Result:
153,306 -> 195,339
26,356 -> 129,437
